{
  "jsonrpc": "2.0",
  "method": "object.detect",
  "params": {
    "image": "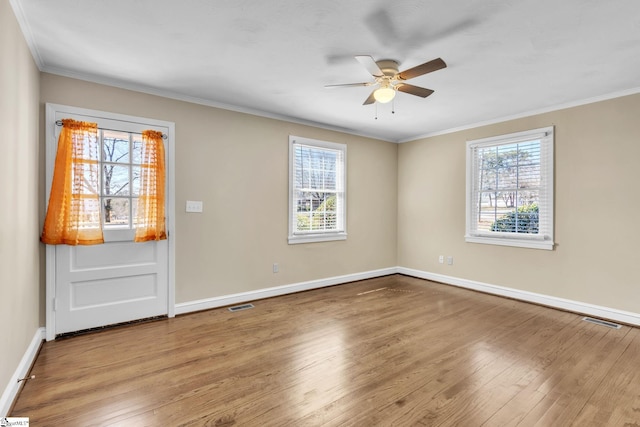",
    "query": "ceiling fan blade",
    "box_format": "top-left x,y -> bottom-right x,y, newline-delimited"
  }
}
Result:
396,83 -> 434,98
324,82 -> 372,88
398,58 -> 447,80
355,55 -> 384,77
363,91 -> 377,105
